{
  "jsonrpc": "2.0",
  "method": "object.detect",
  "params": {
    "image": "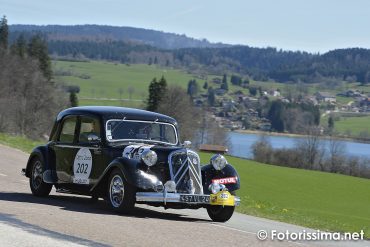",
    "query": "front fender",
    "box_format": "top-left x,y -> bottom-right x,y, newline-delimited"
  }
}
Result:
91,157 -> 162,194
201,164 -> 241,194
